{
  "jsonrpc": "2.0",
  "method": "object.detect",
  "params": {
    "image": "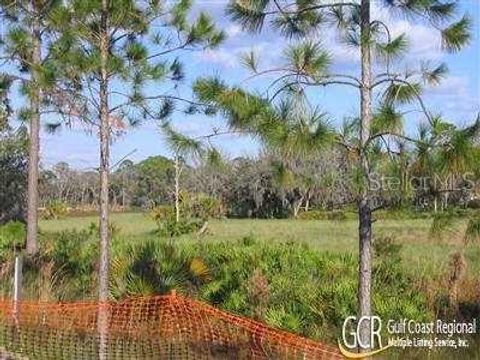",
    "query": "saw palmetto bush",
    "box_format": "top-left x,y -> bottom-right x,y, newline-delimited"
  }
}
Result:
190,238 -> 429,341
110,240 -> 211,299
